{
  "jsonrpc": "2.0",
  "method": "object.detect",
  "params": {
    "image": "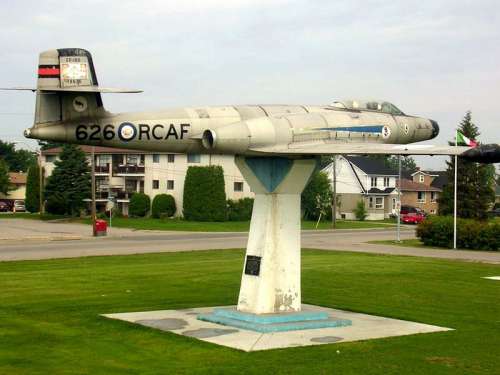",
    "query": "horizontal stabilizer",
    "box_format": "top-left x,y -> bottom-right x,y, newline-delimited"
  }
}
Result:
39,86 -> 142,93
0,87 -> 36,92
